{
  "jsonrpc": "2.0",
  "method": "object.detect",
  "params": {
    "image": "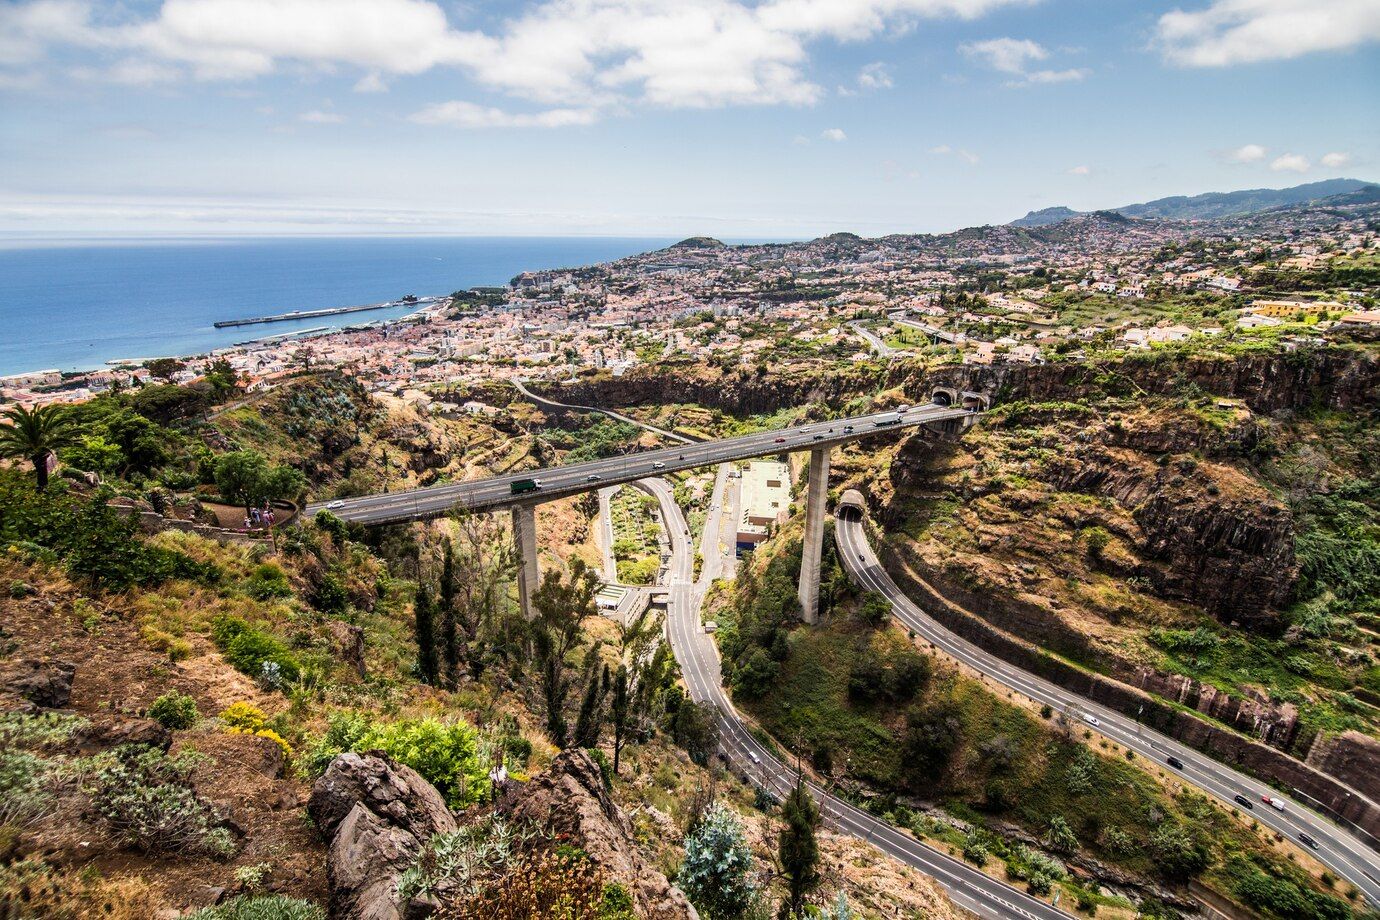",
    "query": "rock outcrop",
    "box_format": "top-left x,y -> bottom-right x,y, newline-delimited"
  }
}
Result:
308,752 -> 456,920
70,717 -> 172,755
0,658 -> 76,709
500,750 -> 697,920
